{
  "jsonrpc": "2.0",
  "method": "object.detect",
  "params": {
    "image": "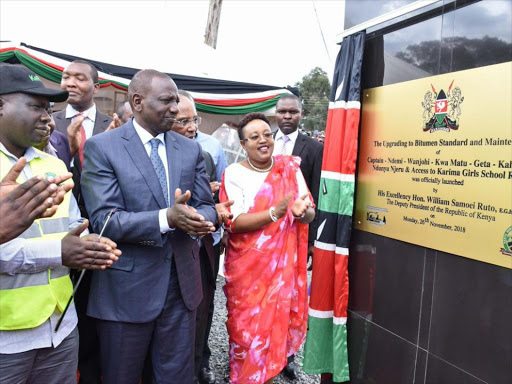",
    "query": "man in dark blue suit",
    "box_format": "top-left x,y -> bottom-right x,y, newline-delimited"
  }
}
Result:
81,69 -> 217,384
48,130 -> 71,169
